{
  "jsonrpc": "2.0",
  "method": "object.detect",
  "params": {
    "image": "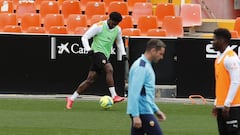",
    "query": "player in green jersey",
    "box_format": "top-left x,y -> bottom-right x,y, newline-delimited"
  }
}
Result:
66,12 -> 127,109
